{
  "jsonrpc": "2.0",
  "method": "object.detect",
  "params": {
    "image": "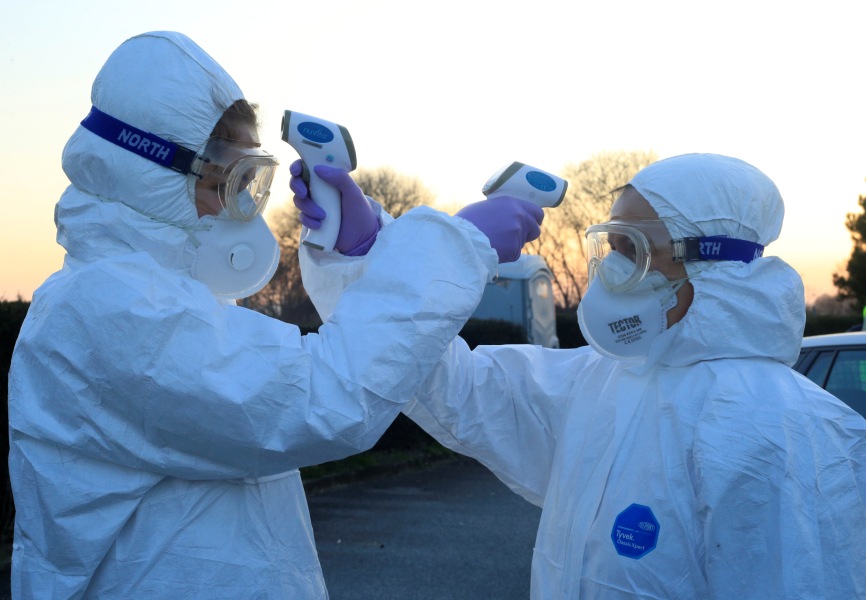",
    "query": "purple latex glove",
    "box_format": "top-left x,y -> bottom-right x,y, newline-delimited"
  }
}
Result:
456,197 -> 544,263
290,159 -> 380,255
